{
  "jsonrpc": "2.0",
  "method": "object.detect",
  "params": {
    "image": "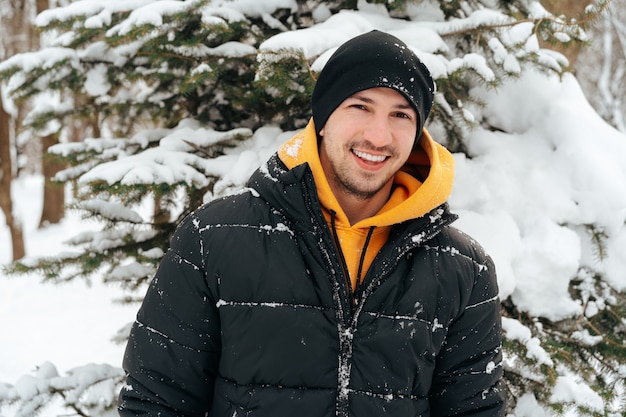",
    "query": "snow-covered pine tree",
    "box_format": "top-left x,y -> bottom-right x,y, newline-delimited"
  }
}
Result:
1,0 -> 624,416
